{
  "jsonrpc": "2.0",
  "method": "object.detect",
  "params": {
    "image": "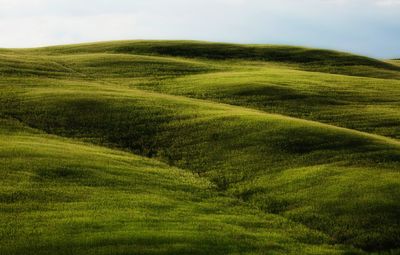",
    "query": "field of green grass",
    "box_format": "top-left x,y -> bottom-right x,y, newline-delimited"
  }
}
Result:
1,40 -> 400,254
